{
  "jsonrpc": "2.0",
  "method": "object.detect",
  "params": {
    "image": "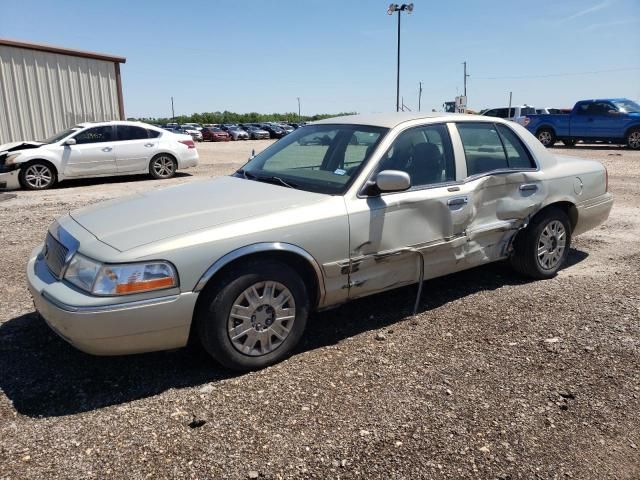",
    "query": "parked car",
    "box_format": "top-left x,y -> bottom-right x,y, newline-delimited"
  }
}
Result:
0,121 -> 198,190
260,123 -> 286,139
243,126 -> 271,140
278,124 -> 295,134
201,127 -> 231,142
180,126 -> 203,142
182,123 -> 203,131
26,113 -> 612,371
482,105 -> 537,126
226,126 -> 250,141
525,98 -> 640,149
